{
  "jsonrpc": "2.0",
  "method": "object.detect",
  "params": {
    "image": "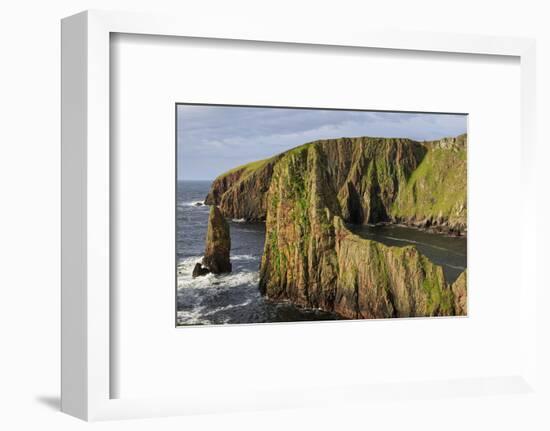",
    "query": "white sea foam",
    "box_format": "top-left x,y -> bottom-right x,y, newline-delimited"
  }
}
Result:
177,255 -> 204,270
177,300 -> 253,325
177,255 -> 259,290
208,299 -> 252,314
177,307 -> 209,325
180,200 -> 207,207
177,254 -> 258,272
179,270 -> 260,291
232,218 -> 246,223
231,254 -> 259,261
